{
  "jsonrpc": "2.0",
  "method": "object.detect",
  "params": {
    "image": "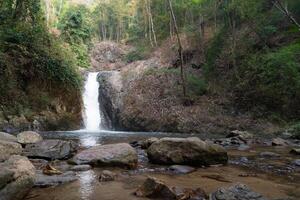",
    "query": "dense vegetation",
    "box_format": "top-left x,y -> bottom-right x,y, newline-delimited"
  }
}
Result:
0,0 -> 300,130
0,0 -> 81,127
